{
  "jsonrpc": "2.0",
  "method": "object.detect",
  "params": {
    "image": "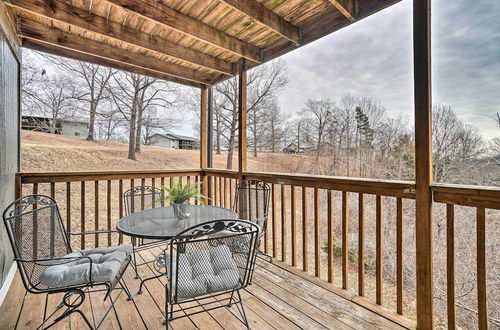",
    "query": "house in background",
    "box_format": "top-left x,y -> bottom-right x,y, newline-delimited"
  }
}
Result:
21,115 -> 88,138
147,133 -> 198,150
